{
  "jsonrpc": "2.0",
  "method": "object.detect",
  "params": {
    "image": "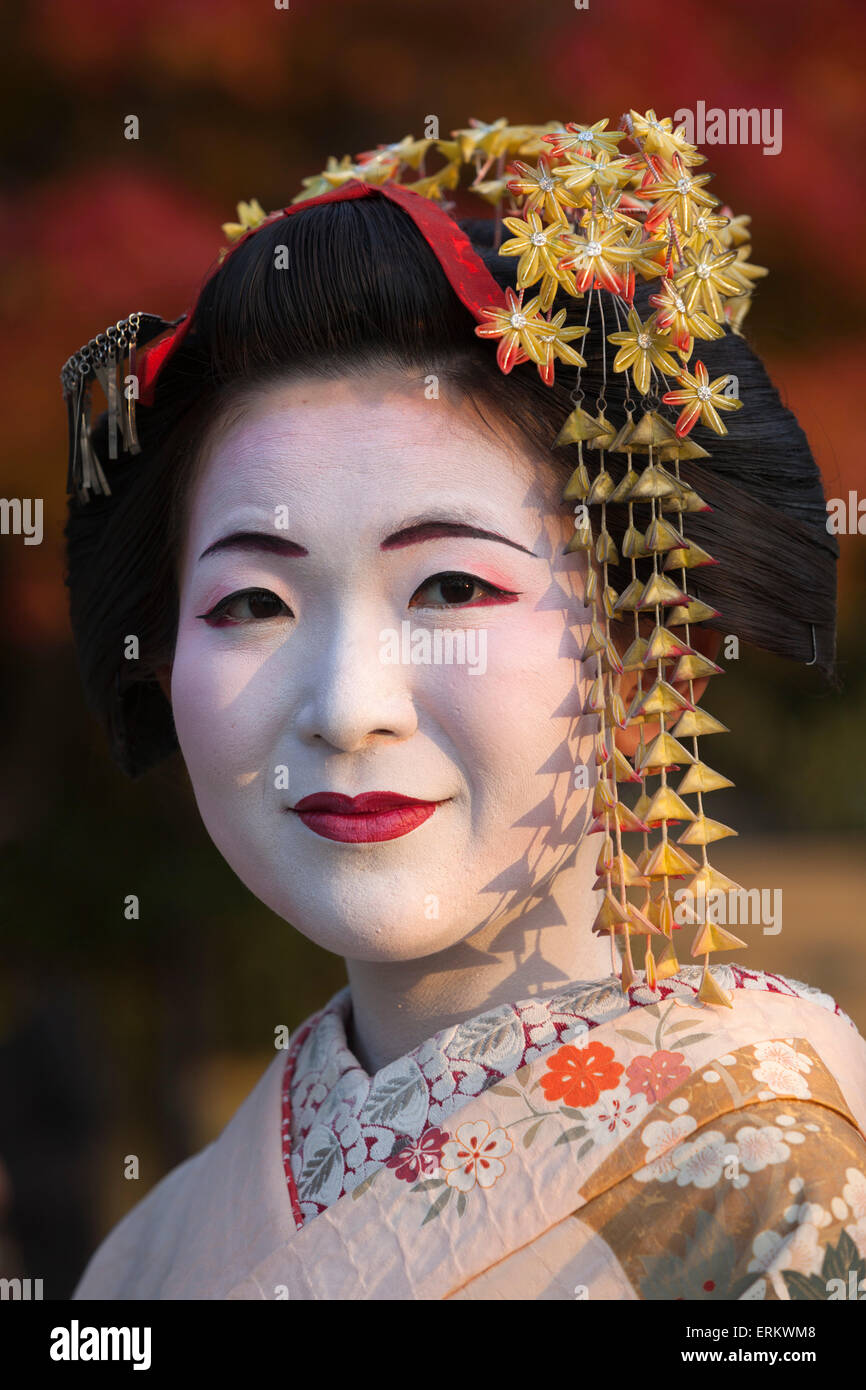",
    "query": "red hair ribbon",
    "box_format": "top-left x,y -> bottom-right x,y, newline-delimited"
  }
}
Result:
137,180 -> 508,405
